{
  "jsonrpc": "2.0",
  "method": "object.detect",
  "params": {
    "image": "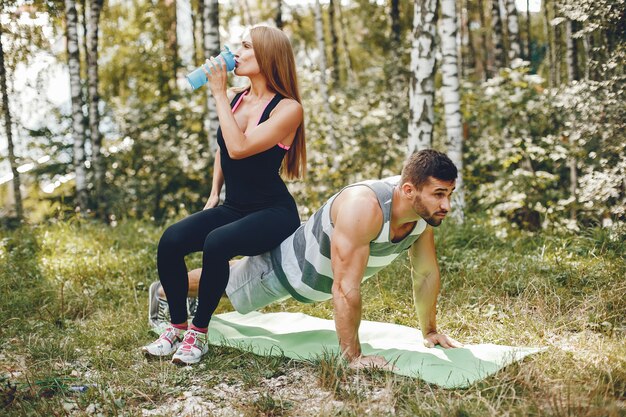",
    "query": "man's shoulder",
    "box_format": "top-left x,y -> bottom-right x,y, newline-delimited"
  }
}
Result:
334,185 -> 381,215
